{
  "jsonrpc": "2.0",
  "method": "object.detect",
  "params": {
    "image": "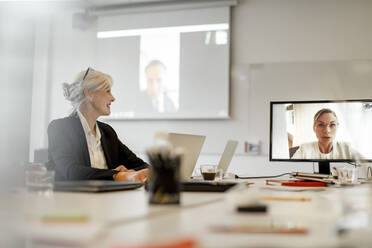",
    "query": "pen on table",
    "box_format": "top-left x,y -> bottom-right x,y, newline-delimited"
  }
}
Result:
210,225 -> 308,234
261,196 -> 311,202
